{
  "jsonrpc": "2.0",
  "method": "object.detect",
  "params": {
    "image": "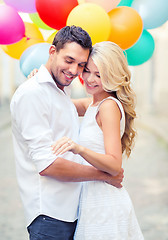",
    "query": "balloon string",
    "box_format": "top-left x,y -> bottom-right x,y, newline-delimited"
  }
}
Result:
23,34 -> 30,40
23,34 -> 43,41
